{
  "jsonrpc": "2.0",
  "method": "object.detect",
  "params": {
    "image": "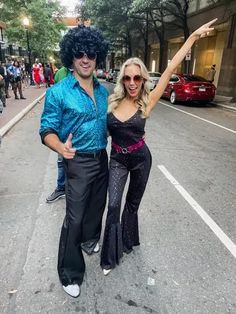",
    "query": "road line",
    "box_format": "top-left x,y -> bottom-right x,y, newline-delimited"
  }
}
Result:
158,164 -> 236,259
159,101 -> 236,134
